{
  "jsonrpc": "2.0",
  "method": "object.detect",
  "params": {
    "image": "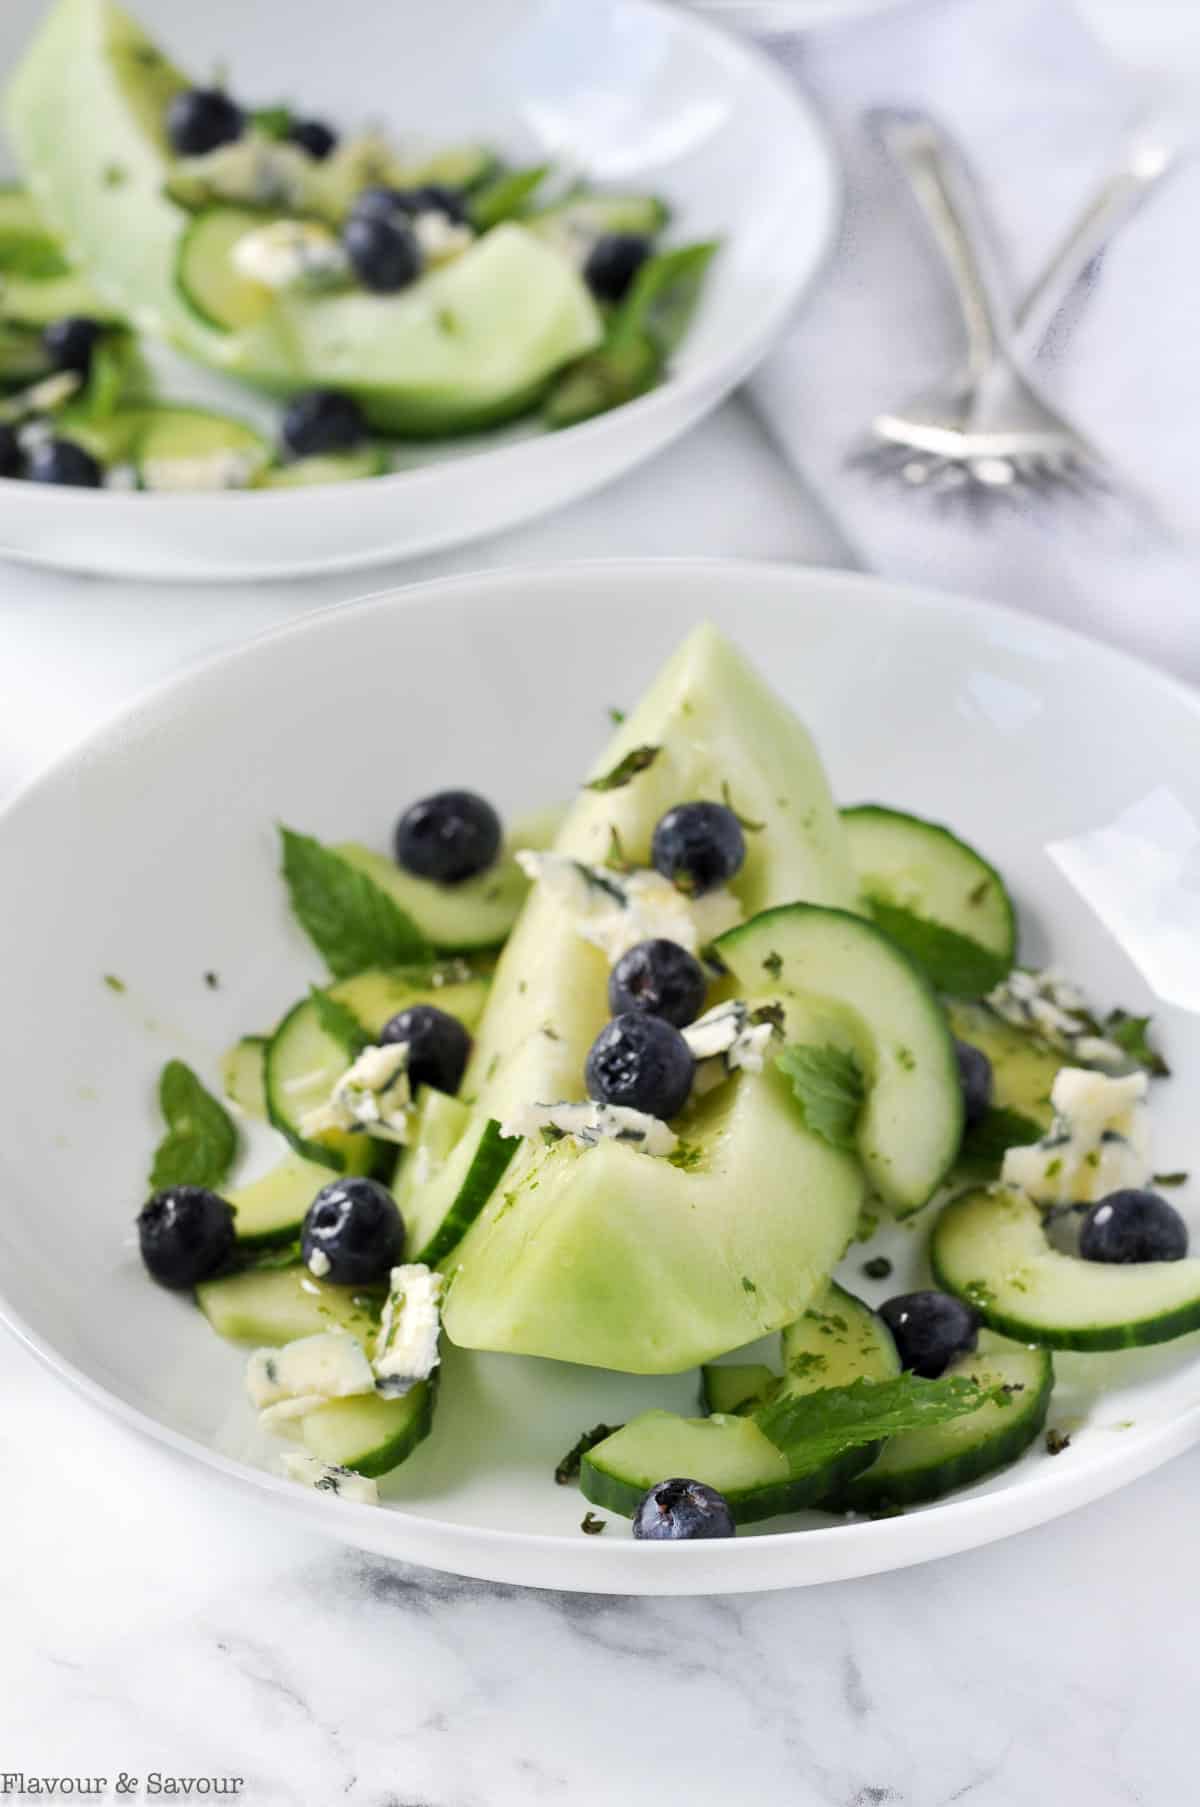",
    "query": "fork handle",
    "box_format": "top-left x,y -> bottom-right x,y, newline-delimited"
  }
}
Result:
875,109 -> 1009,386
